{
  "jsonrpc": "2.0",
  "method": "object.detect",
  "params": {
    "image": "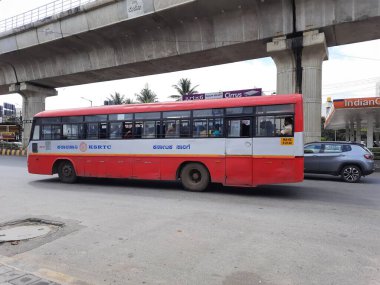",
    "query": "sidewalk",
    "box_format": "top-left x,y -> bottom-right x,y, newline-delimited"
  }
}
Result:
0,264 -> 59,285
